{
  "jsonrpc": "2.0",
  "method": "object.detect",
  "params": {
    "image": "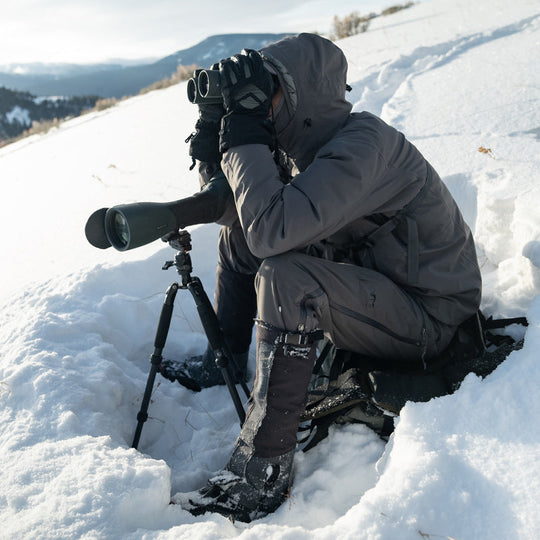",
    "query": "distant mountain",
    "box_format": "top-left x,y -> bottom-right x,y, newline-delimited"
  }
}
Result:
155,33 -> 293,70
0,59 -> 158,77
0,33 -> 293,99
